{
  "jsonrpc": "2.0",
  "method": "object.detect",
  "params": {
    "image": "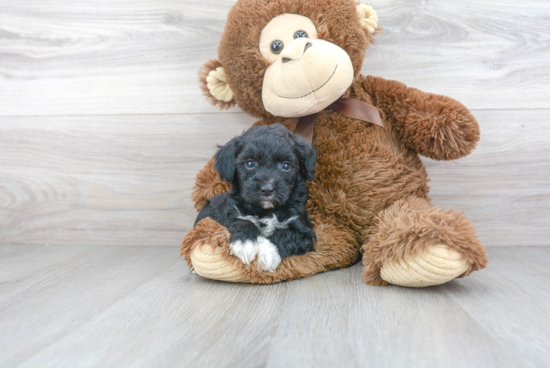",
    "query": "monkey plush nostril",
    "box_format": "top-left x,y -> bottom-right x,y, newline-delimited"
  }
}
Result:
304,42 -> 312,53
282,57 -> 291,63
